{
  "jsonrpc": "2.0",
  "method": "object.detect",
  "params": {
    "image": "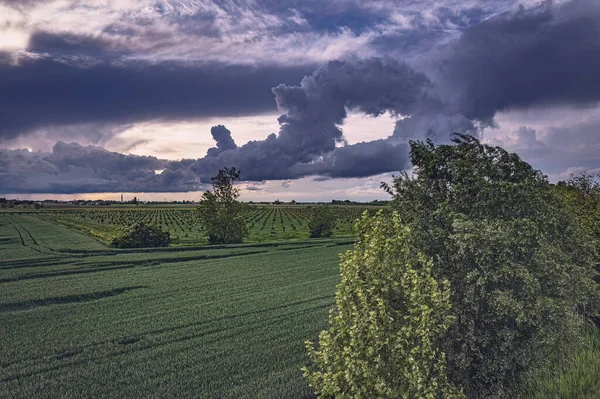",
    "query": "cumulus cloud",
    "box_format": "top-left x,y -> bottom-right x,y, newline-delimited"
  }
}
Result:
435,0 -> 600,121
188,57 -> 432,182
206,125 -> 237,157
540,114 -> 600,175
1,0 -> 600,193
0,55 -> 312,140
185,0 -> 600,184
483,106 -> 600,181
0,142 -> 200,194
290,139 -> 409,178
